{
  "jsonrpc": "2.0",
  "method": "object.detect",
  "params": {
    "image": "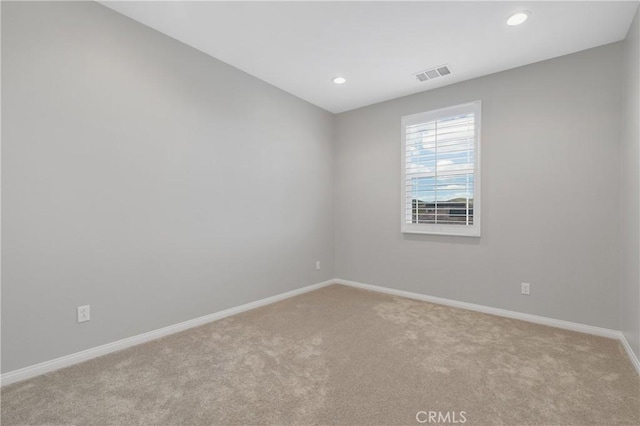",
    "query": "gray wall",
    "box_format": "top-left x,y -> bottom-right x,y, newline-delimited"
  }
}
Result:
621,6 -> 640,359
1,1 -> 335,373
335,44 -> 623,330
